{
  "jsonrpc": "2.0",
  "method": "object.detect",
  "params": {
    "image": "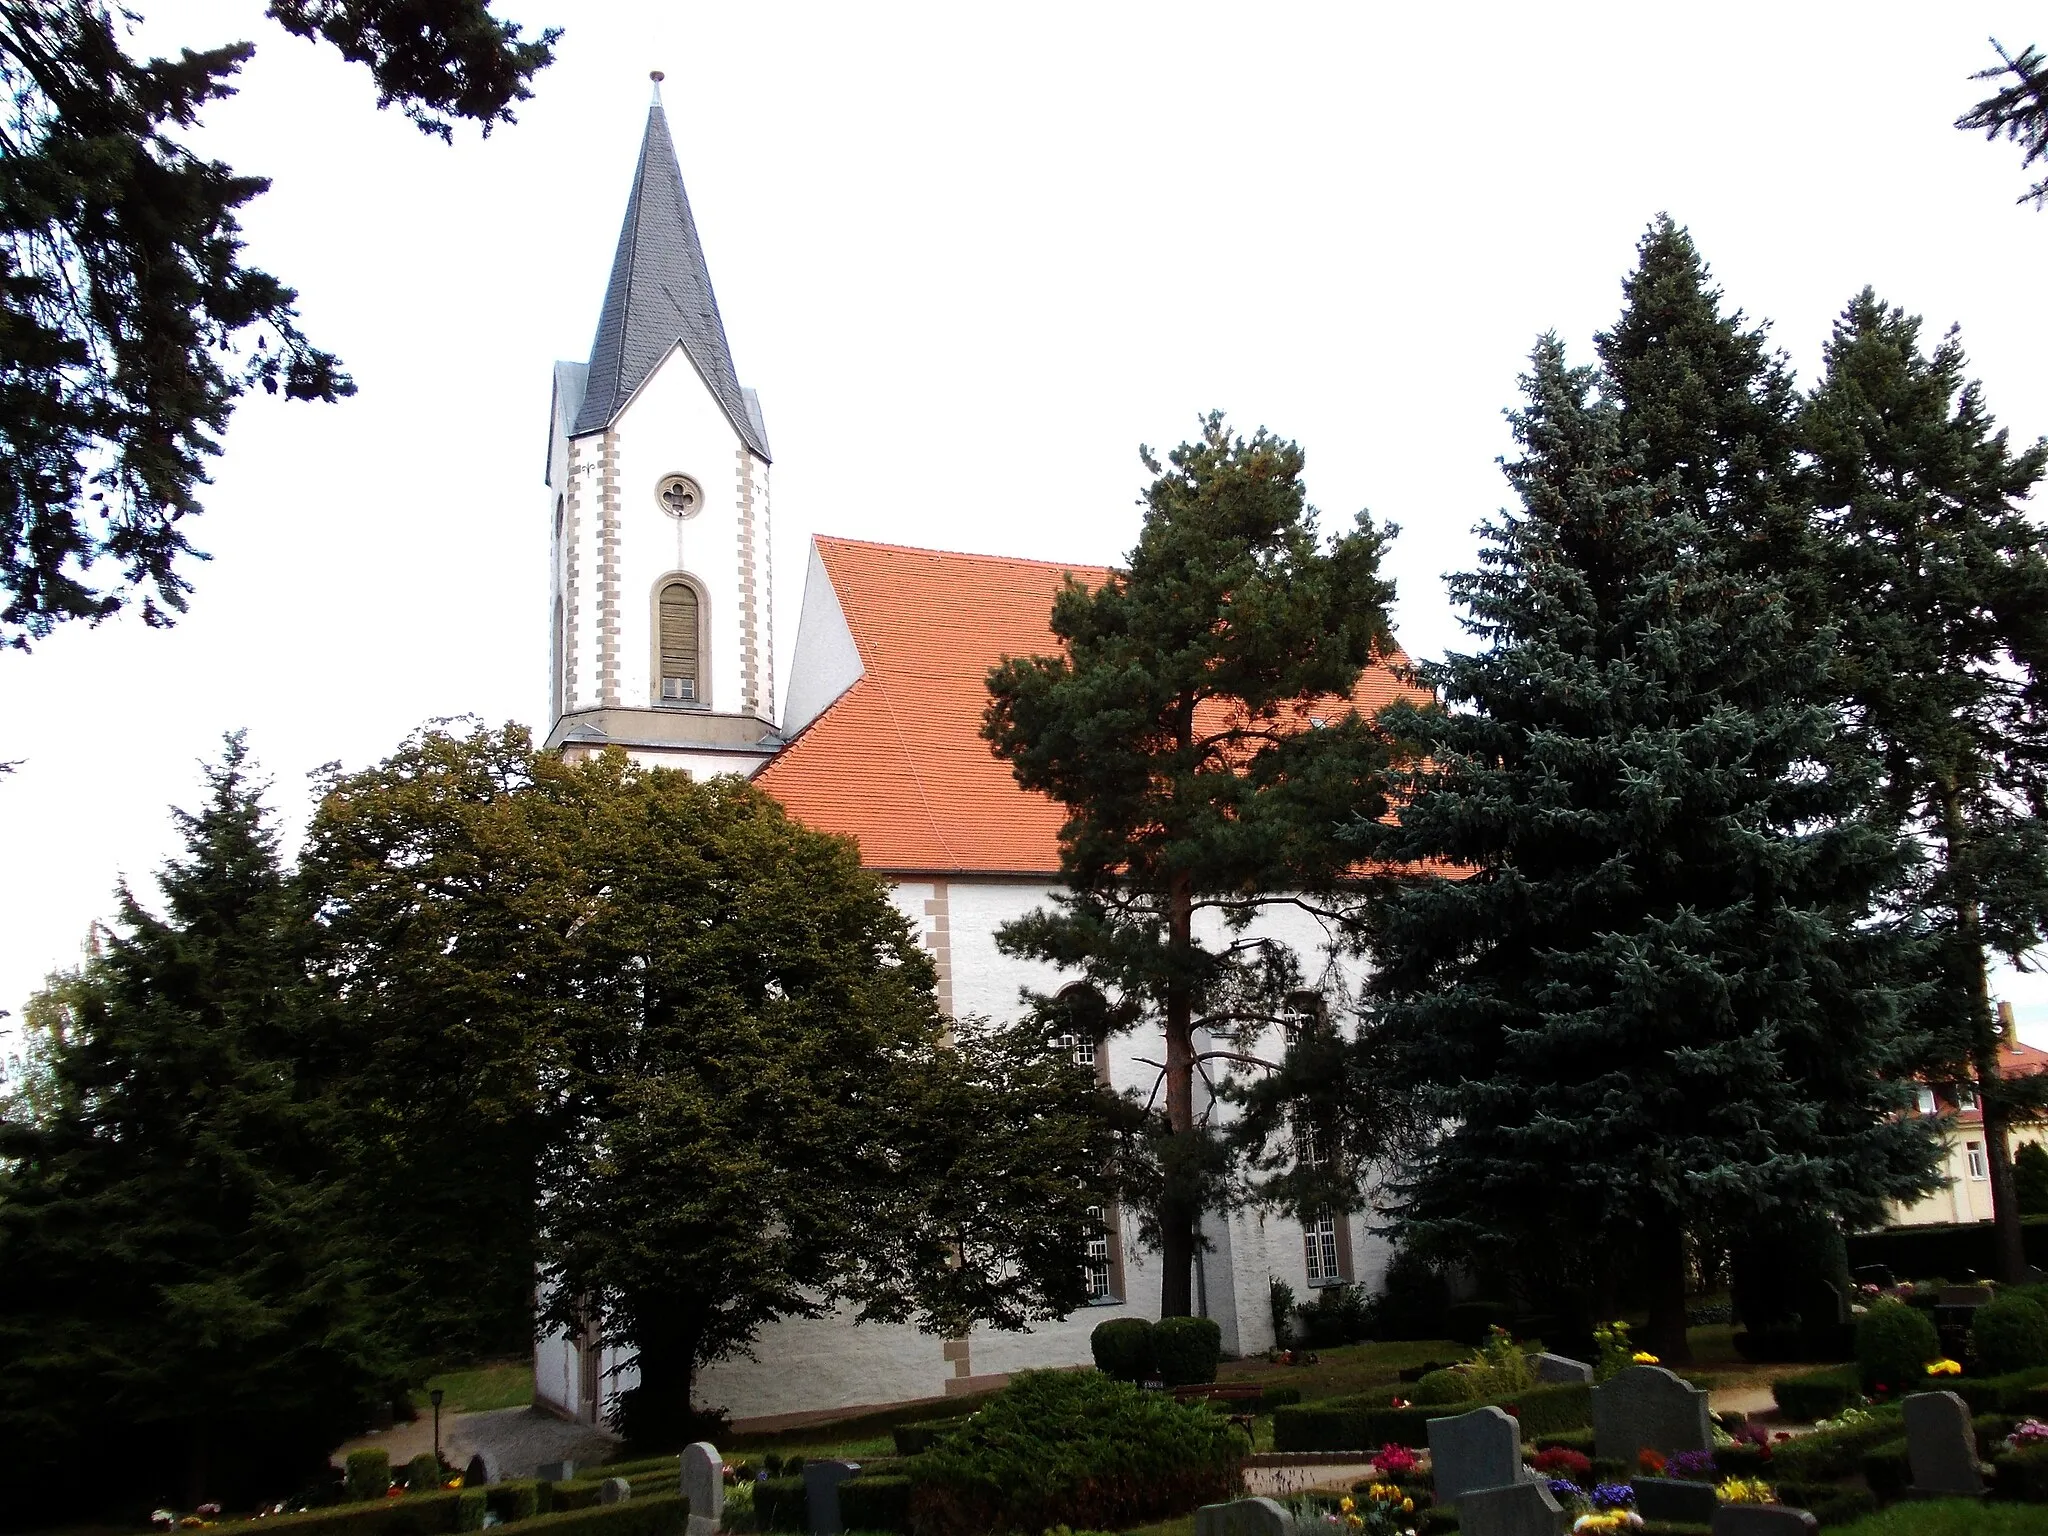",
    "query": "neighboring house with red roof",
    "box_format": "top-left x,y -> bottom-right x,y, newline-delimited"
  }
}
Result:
1888,1021 -> 2048,1228
532,92 -> 1427,1427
